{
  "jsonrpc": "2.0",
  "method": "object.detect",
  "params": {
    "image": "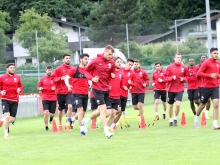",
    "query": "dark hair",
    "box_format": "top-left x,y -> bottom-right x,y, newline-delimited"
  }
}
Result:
46,65 -> 53,70
113,56 -> 121,61
6,63 -> 14,68
200,54 -> 206,58
127,58 -> 134,63
155,61 -> 161,66
134,59 -> 139,63
174,53 -> 181,57
210,48 -> 218,53
105,45 -> 115,53
63,54 -> 70,59
80,53 -> 89,59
